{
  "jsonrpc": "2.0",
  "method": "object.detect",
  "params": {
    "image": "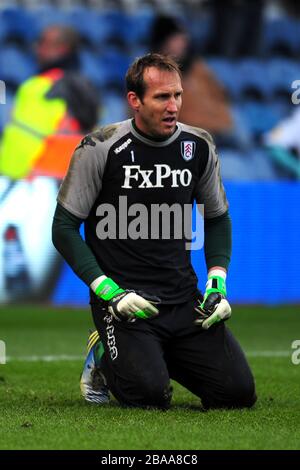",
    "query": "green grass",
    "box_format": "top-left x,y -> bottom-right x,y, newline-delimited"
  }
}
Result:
0,305 -> 300,450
